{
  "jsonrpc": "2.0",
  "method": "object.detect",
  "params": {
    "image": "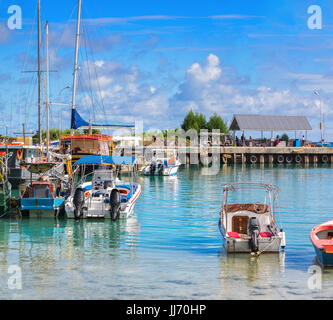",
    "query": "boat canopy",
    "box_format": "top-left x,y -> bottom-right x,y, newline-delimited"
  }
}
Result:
222,182 -> 280,192
74,155 -> 136,166
71,109 -> 135,130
